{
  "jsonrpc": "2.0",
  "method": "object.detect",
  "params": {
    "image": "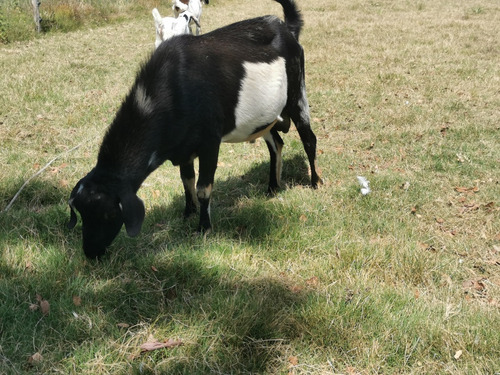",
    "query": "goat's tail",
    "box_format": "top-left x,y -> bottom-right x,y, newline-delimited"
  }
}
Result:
274,0 -> 303,40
